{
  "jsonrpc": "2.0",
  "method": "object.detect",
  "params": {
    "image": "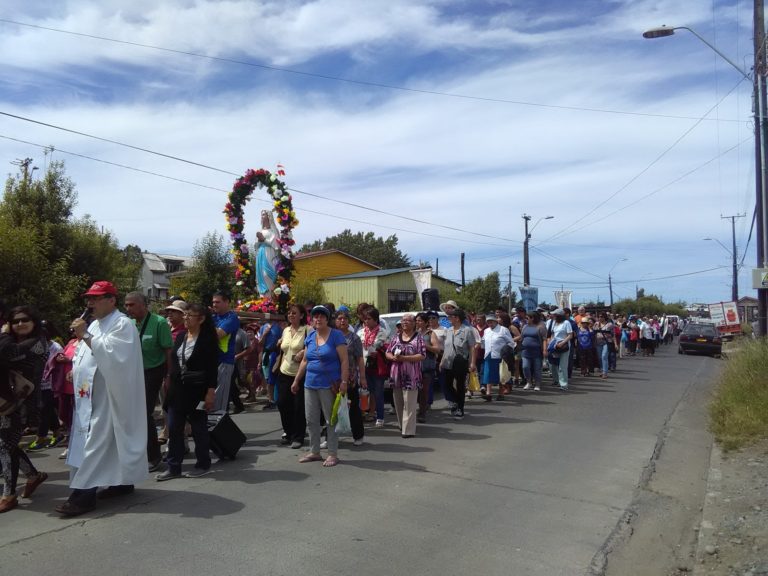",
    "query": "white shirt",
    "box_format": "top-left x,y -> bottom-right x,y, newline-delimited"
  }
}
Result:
482,325 -> 514,359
